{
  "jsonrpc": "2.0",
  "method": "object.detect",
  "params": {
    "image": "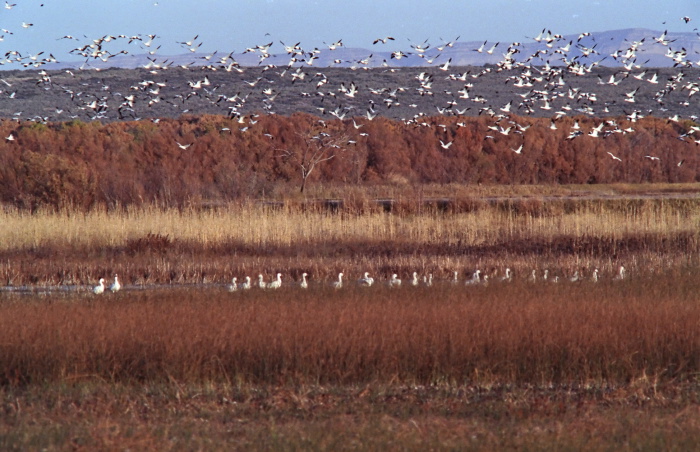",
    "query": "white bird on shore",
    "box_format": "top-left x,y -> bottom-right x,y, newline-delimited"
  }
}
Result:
267,273 -> 282,289
465,270 -> 481,285
300,272 -> 308,289
500,268 -> 513,282
358,272 -> 374,287
528,269 -> 537,283
389,273 -> 401,288
240,276 -> 252,290
109,275 -> 121,293
228,277 -> 238,292
332,272 -> 344,289
411,272 -> 419,286
93,278 -> 105,294
613,266 -> 626,281
257,274 -> 266,289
